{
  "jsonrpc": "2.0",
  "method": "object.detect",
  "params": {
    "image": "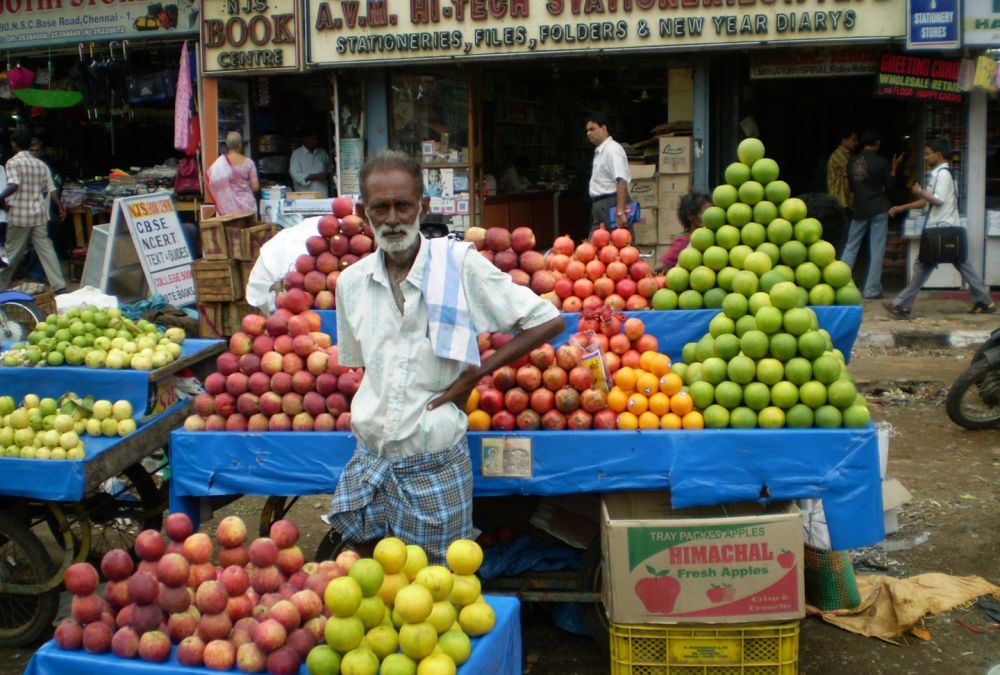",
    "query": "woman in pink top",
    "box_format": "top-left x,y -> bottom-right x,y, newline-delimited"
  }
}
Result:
207,131 -> 260,216
655,191 -> 712,273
